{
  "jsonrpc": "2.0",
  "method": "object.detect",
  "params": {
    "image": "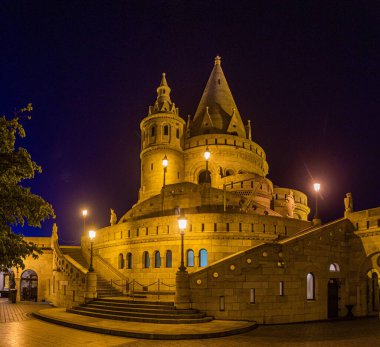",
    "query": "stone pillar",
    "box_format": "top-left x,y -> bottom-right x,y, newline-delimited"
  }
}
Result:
175,270 -> 191,309
15,276 -> 21,302
85,272 -> 97,303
